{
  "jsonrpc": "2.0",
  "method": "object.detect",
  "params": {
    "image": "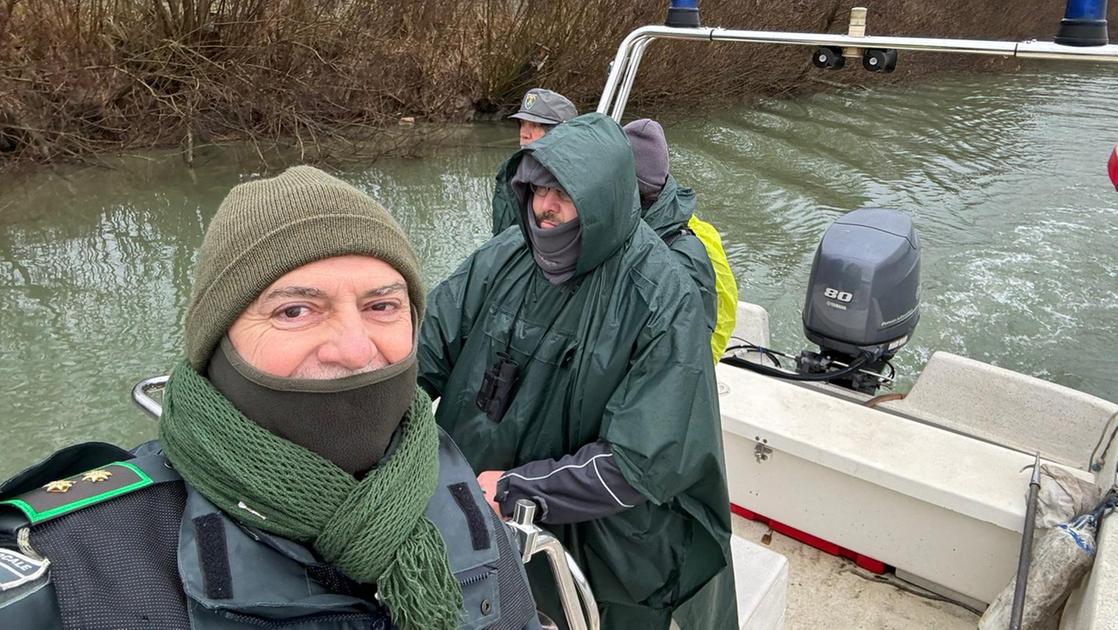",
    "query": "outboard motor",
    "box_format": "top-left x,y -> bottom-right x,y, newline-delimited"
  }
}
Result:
724,208 -> 921,395
799,208 -> 920,392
